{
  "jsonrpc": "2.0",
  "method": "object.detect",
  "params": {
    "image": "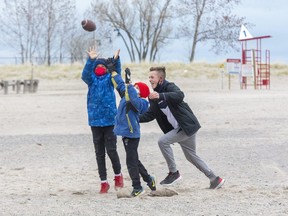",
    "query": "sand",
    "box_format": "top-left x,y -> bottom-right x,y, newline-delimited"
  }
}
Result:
1,74 -> 288,215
